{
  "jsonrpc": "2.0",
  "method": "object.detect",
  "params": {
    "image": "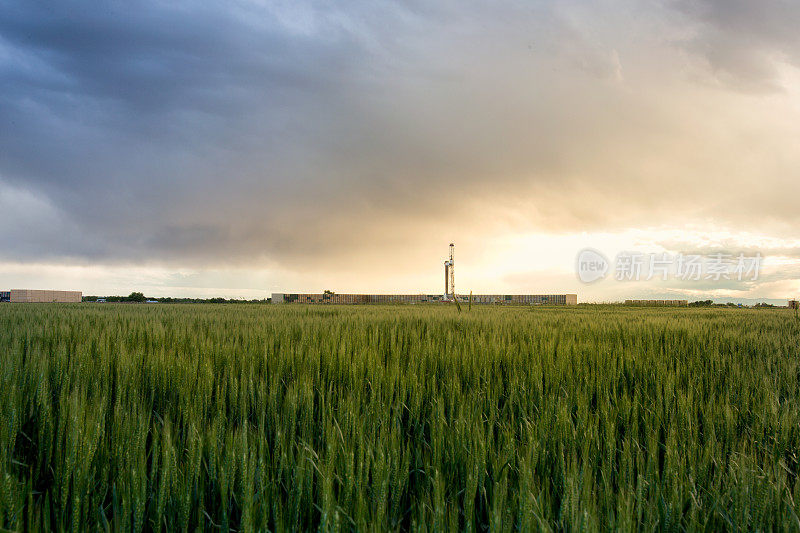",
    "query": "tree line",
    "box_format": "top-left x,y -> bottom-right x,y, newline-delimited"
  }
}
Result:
82,292 -> 270,303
